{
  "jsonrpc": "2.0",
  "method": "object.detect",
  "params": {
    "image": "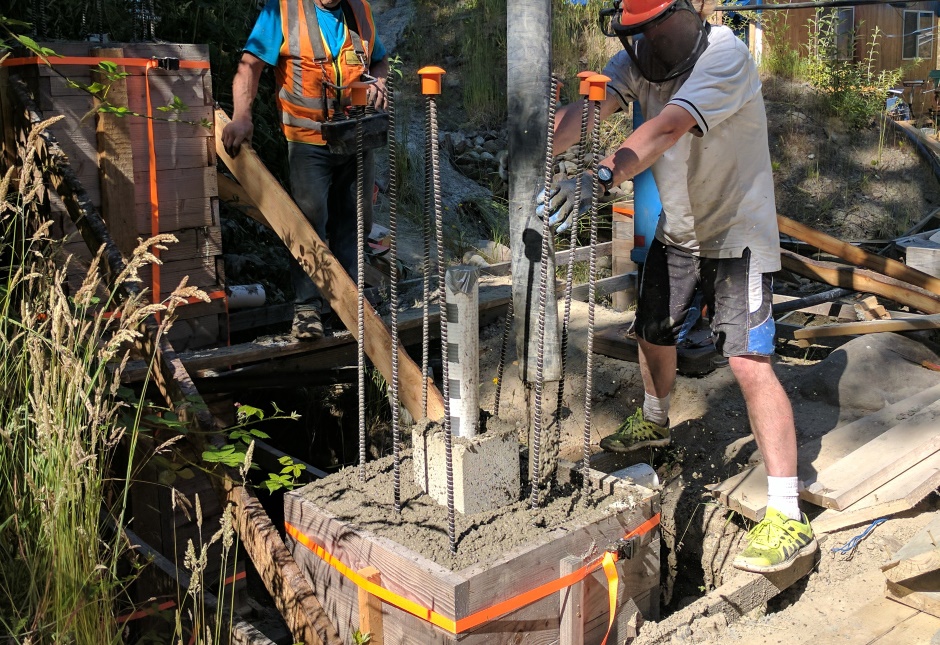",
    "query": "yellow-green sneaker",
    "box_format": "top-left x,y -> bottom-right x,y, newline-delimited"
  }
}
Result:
733,507 -> 818,573
599,409 -> 670,453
